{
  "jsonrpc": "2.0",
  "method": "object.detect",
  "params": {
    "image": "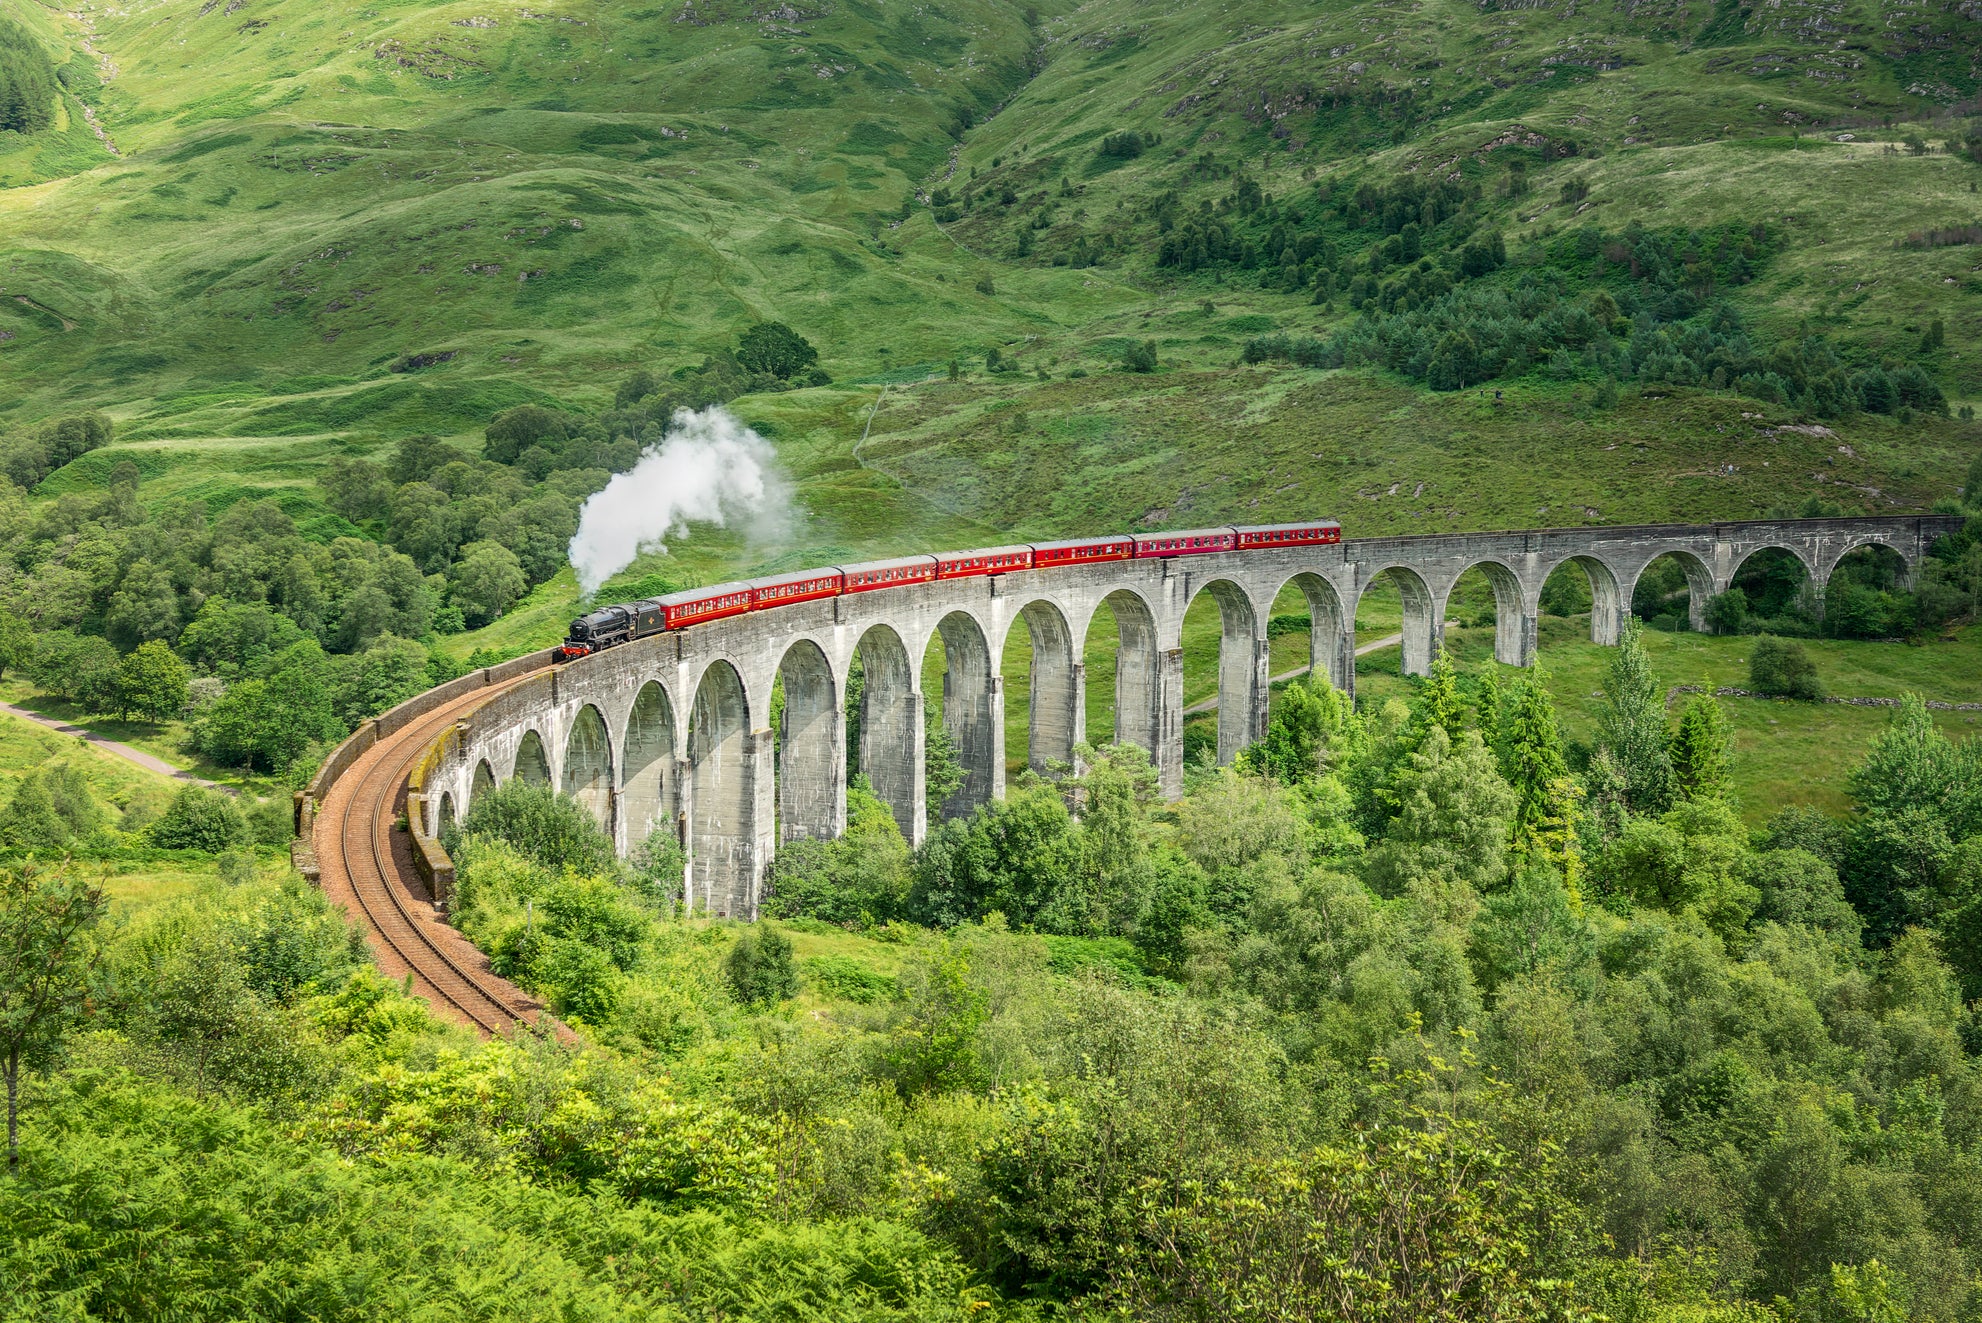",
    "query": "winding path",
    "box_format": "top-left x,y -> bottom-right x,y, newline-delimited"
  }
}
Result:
0,701 -> 231,793
313,679 -> 559,1037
